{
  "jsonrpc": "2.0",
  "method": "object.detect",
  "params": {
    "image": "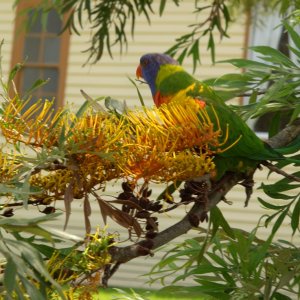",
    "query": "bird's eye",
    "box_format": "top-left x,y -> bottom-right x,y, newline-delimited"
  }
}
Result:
141,58 -> 149,66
